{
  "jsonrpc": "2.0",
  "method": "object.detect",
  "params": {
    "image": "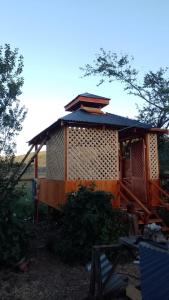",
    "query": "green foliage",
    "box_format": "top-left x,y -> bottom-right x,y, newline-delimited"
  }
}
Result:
50,186 -> 128,263
0,44 -> 28,265
0,183 -> 29,265
158,207 -> 169,227
0,44 -> 27,155
12,183 -> 34,219
10,181 -> 48,221
158,136 -> 169,176
82,49 -> 169,128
